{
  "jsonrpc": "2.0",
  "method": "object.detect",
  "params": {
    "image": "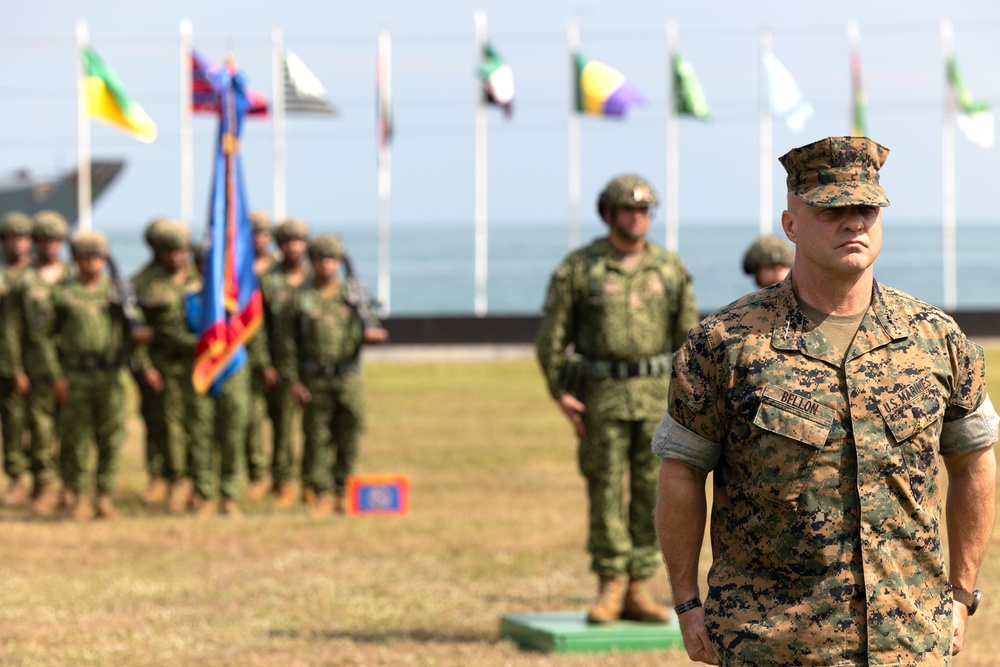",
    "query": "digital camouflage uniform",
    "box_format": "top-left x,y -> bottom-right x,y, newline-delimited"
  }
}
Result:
653,137 -> 1000,665
275,235 -> 370,501
187,362 -> 250,506
654,278 -> 997,666
0,212 -> 33,492
29,233 -> 131,499
244,210 -> 277,487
